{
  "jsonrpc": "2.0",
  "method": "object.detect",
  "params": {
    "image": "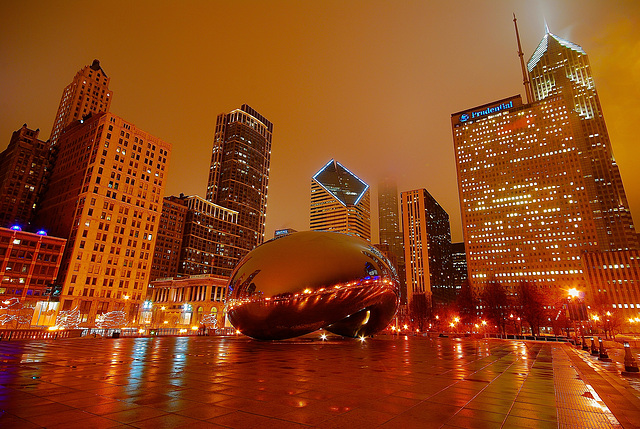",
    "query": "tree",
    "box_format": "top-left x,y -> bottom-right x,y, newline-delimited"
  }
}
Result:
516,281 -> 547,335
410,293 -> 431,332
590,294 -> 623,340
455,279 -> 478,326
547,289 -> 571,337
480,280 -> 510,335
